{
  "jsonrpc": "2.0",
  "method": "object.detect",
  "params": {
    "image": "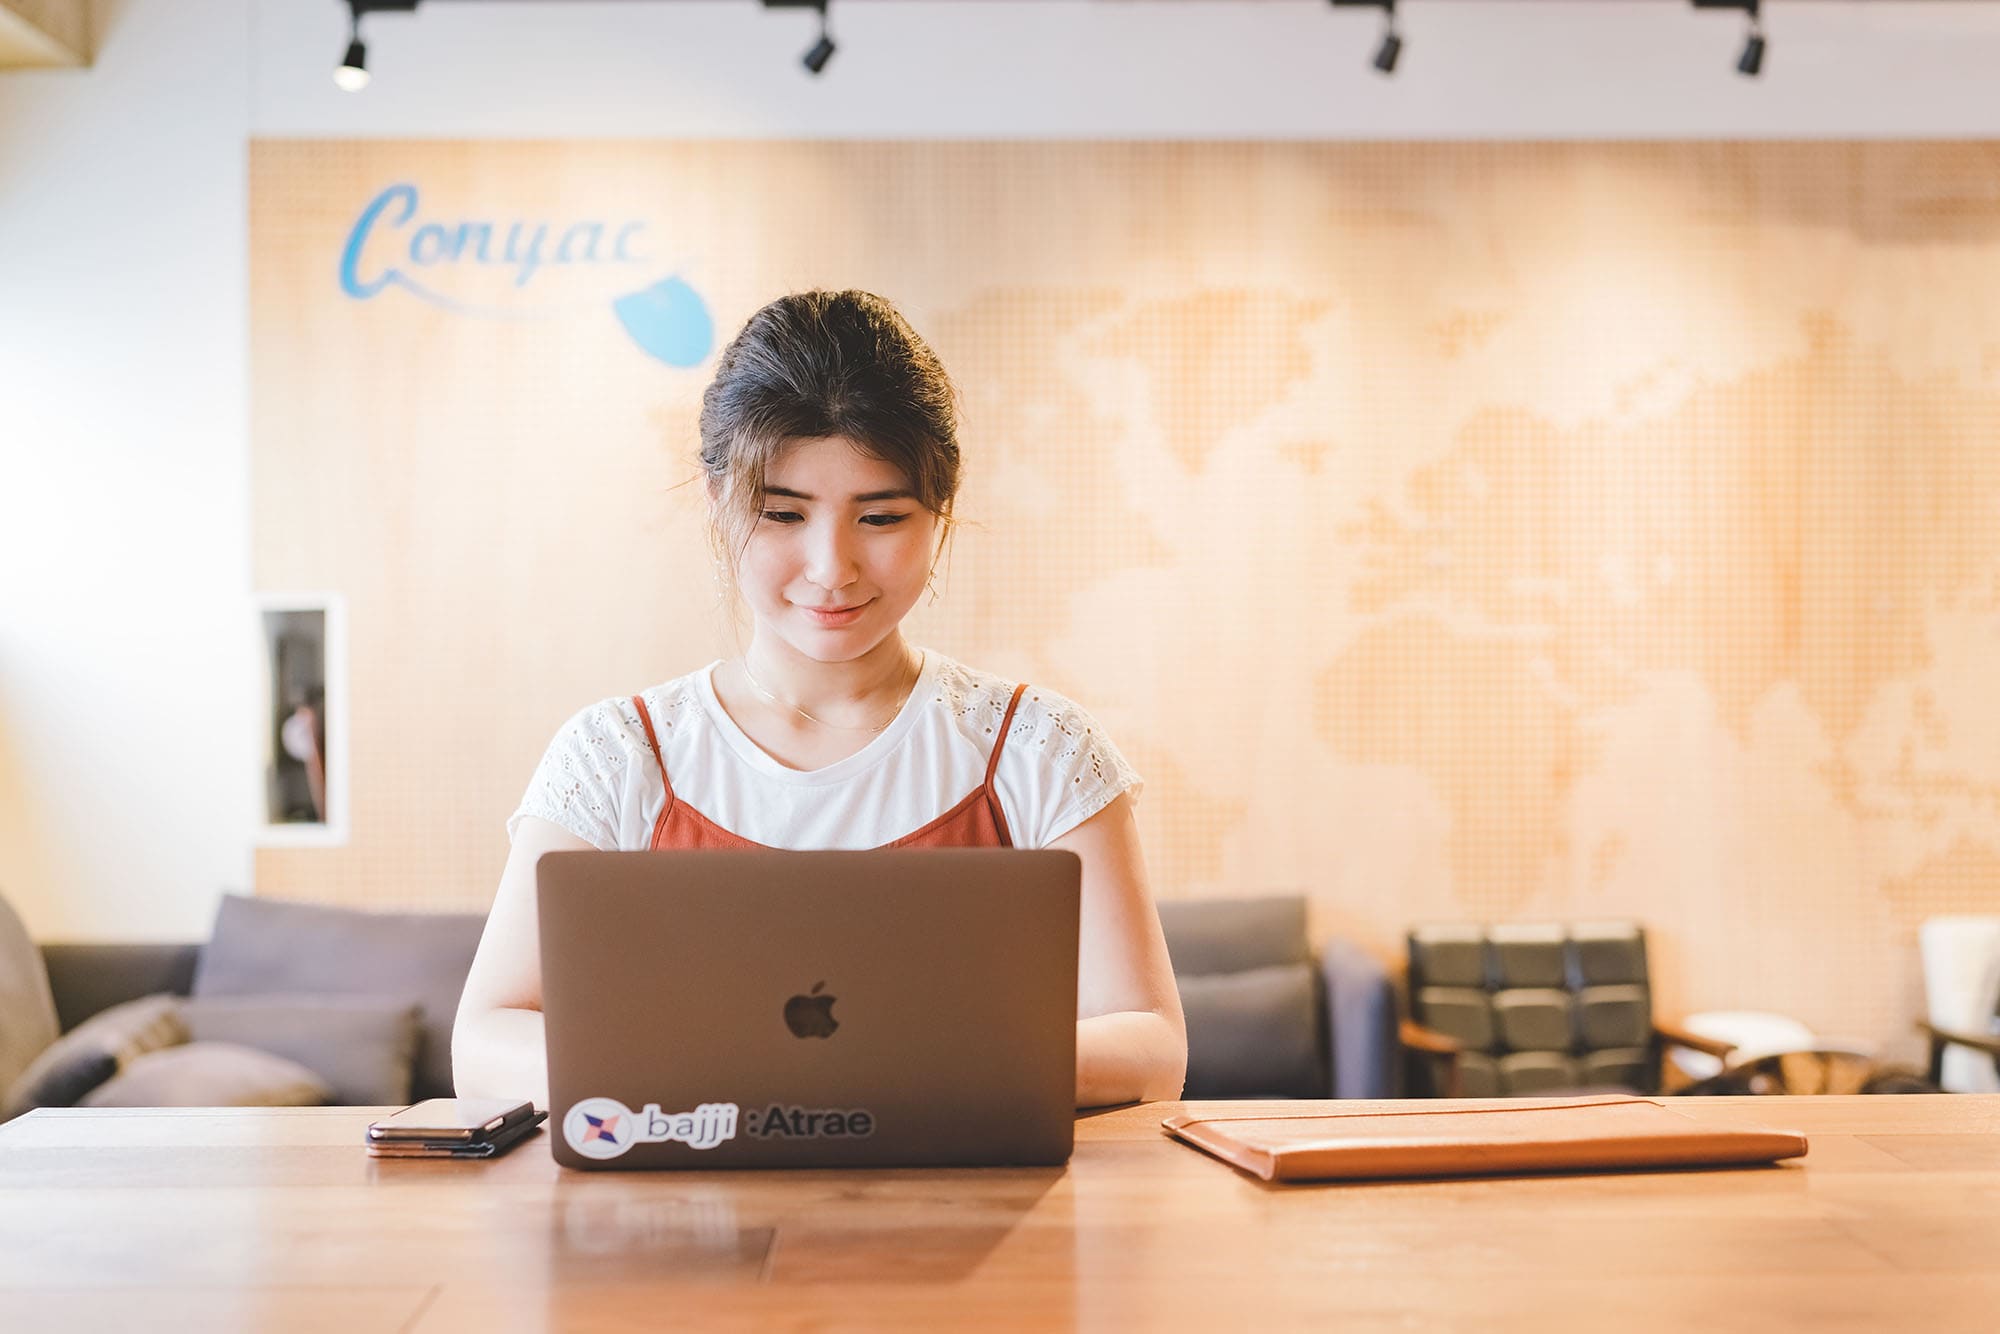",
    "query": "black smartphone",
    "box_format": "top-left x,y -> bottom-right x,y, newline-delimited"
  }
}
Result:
367,1097 -> 538,1143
